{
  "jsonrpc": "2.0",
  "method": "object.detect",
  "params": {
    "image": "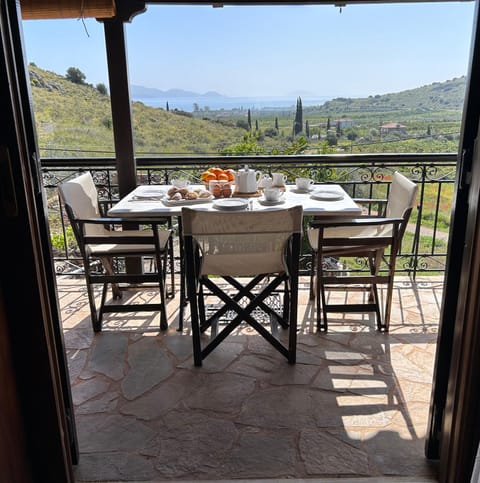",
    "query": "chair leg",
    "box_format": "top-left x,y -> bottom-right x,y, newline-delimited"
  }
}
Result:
167,229 -> 175,298
370,250 -> 386,331
316,250 -> 327,331
85,277 -> 102,332
100,256 -> 122,299
309,250 -> 316,300
154,249 -> 169,331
